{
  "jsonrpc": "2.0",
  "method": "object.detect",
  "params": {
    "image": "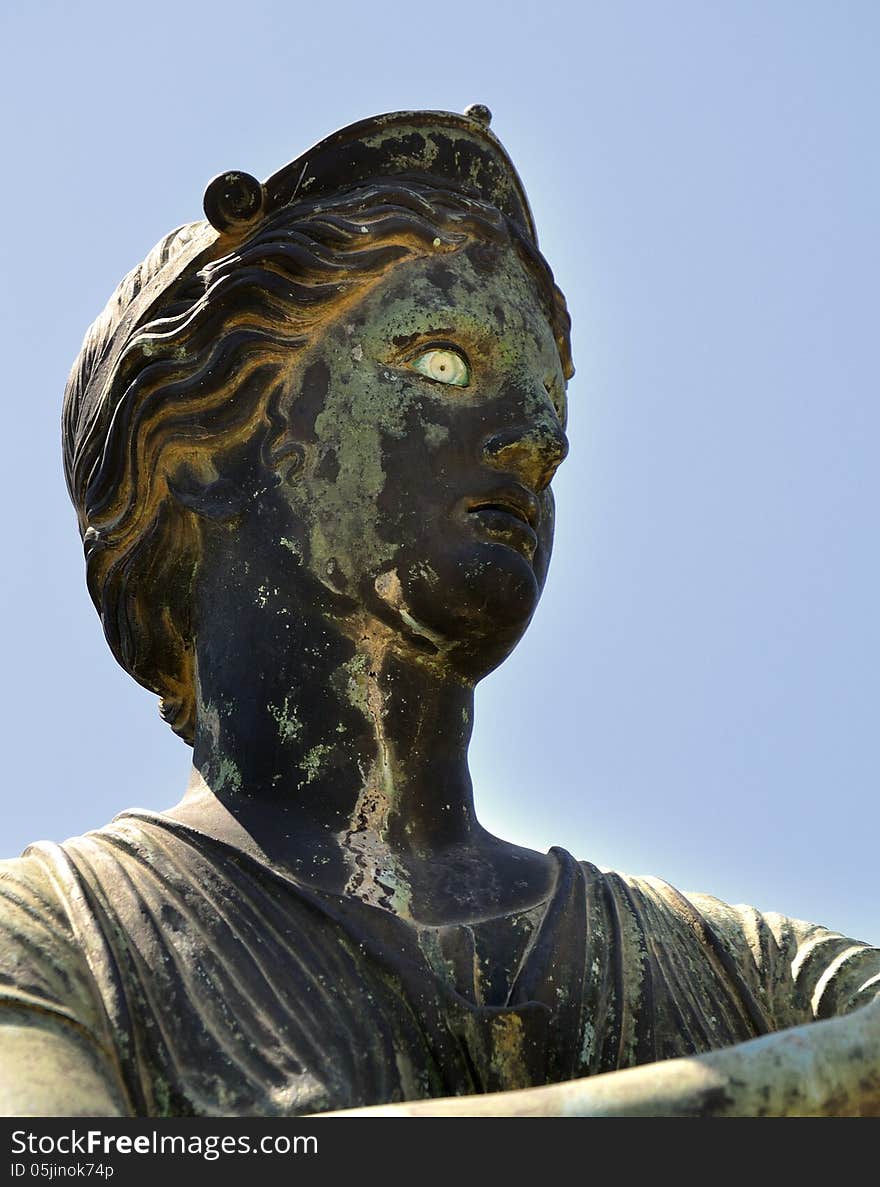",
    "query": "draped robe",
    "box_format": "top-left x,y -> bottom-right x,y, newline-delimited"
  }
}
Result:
1,811 -> 877,1116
